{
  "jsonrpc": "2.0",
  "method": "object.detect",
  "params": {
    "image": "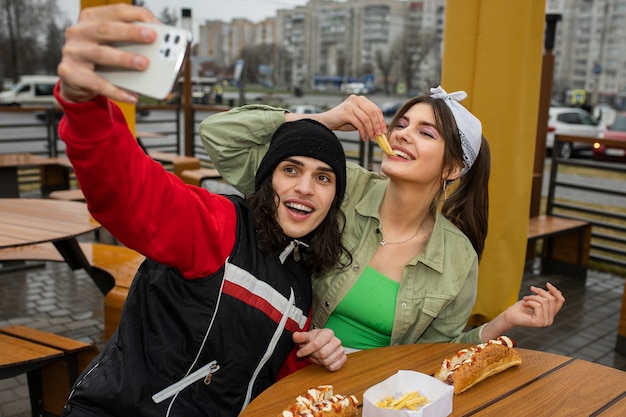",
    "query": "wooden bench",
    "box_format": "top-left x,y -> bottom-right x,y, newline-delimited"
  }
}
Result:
180,167 -> 222,186
527,214 -> 591,280
0,326 -> 99,416
0,242 -> 144,341
148,151 -> 201,178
